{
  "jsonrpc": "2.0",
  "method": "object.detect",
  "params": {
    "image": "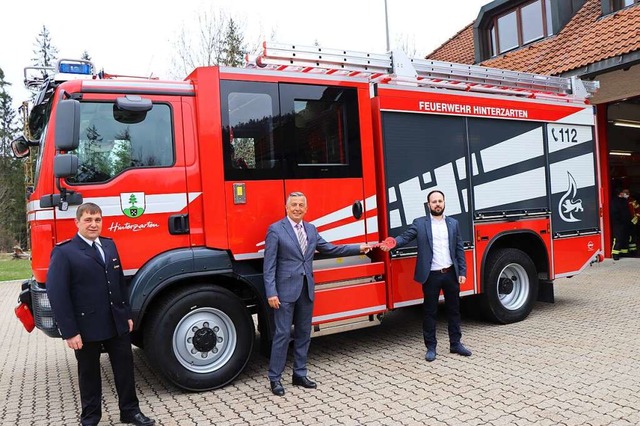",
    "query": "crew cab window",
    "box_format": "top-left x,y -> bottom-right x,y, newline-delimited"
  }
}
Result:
68,102 -> 173,184
221,81 -> 280,180
280,84 -> 362,179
